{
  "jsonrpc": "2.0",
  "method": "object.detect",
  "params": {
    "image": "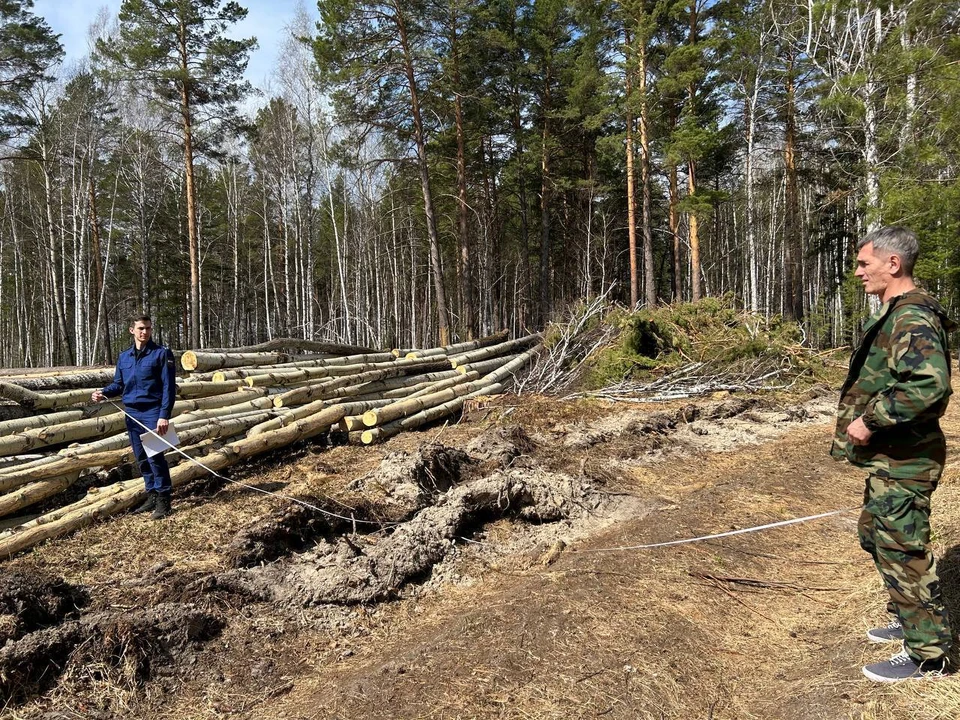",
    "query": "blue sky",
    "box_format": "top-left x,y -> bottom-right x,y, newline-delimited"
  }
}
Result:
32,0 -> 319,89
